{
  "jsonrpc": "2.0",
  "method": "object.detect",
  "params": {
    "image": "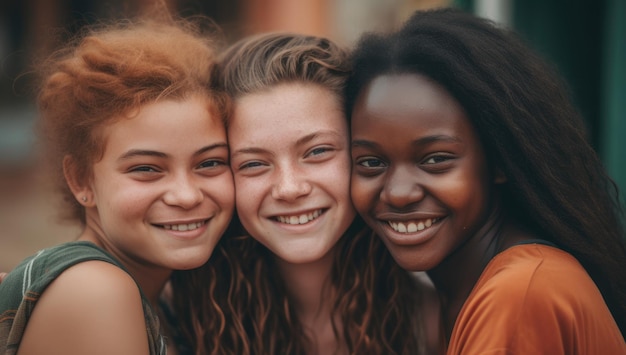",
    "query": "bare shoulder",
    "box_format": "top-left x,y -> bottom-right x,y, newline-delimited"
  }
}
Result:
17,260 -> 151,355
